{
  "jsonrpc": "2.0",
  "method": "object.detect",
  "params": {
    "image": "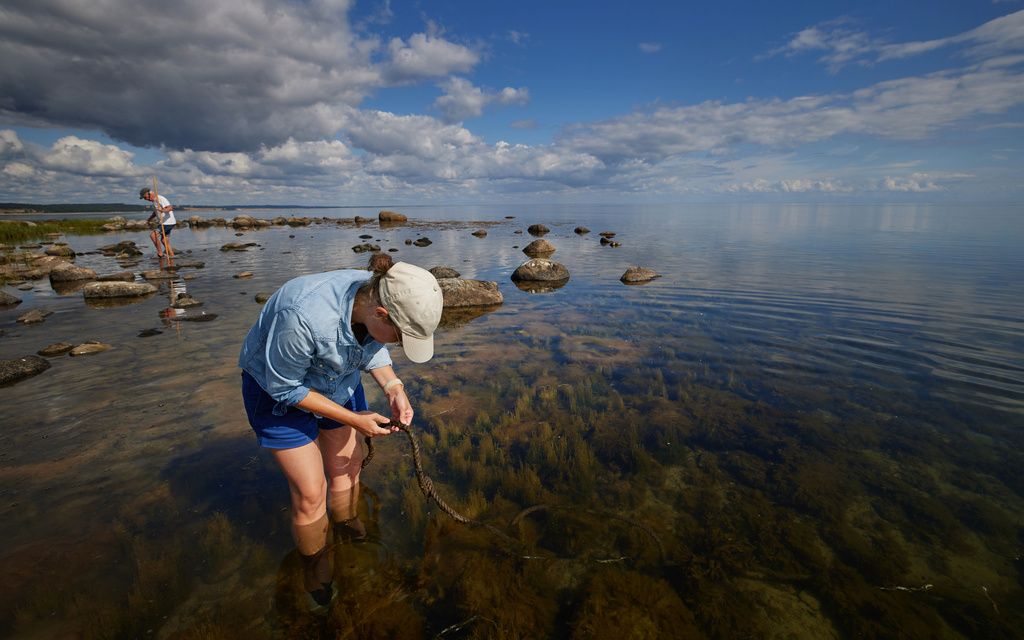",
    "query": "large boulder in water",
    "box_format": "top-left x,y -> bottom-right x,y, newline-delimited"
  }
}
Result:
83,281 -> 158,298
511,258 -> 570,283
437,278 -> 503,308
48,261 -> 97,283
